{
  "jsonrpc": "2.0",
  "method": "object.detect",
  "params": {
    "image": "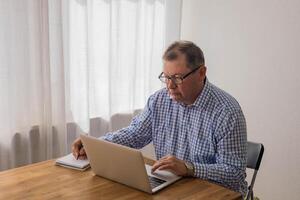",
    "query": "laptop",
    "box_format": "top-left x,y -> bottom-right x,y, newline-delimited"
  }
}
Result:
80,134 -> 181,194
